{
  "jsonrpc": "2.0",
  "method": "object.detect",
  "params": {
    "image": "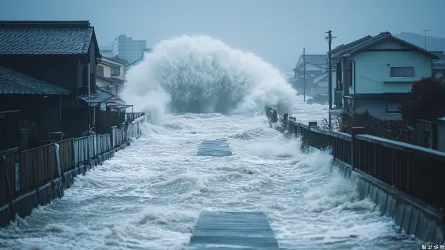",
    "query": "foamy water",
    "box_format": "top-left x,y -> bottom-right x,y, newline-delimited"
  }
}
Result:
0,114 -> 418,250
121,35 -> 296,119
0,35 -> 419,249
